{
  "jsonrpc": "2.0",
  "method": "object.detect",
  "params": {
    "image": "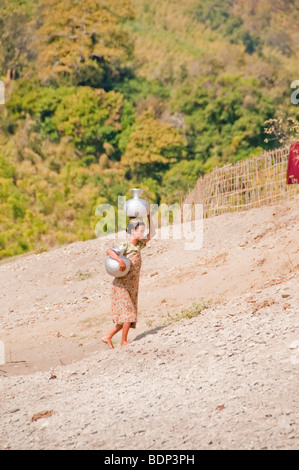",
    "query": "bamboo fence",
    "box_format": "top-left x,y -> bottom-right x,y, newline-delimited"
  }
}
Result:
183,146 -> 299,218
